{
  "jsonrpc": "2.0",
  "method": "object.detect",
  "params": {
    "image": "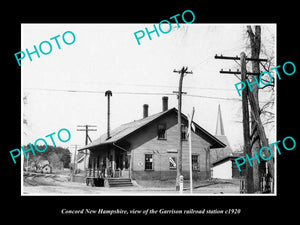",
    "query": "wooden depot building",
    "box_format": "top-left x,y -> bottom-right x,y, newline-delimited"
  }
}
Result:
78,97 -> 226,186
